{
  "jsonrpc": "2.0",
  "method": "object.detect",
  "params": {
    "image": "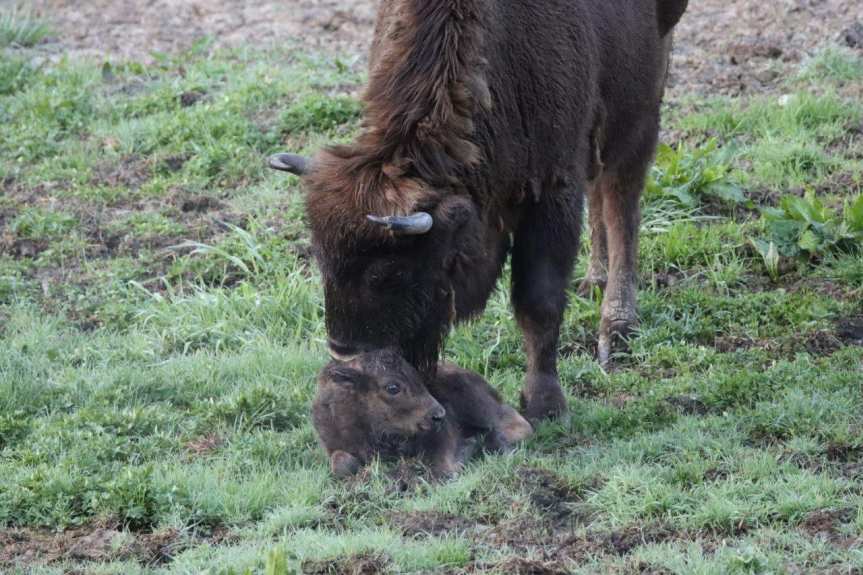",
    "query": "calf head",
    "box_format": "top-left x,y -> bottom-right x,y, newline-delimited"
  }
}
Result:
317,349 -> 447,438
